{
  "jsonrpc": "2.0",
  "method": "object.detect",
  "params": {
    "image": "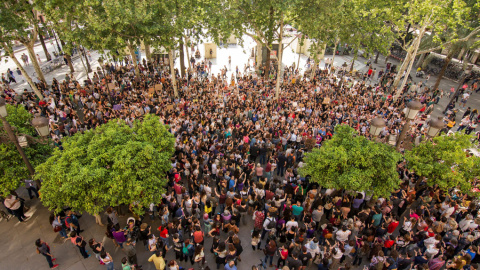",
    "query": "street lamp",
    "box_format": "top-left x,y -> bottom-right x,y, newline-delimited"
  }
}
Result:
32,116 -> 50,137
0,97 -> 38,186
369,117 -> 386,136
396,100 -> 423,151
426,117 -> 445,138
